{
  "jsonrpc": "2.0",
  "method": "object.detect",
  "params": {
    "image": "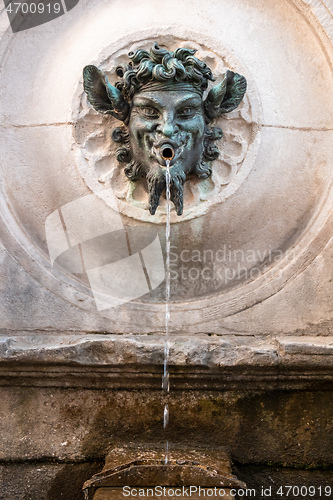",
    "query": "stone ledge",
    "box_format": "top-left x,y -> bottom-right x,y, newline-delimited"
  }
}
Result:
0,335 -> 332,390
